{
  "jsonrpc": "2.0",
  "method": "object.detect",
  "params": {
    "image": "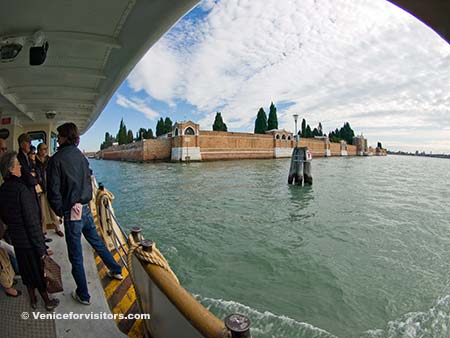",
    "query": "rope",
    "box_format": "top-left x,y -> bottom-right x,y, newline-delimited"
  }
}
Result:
128,234 -> 179,284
